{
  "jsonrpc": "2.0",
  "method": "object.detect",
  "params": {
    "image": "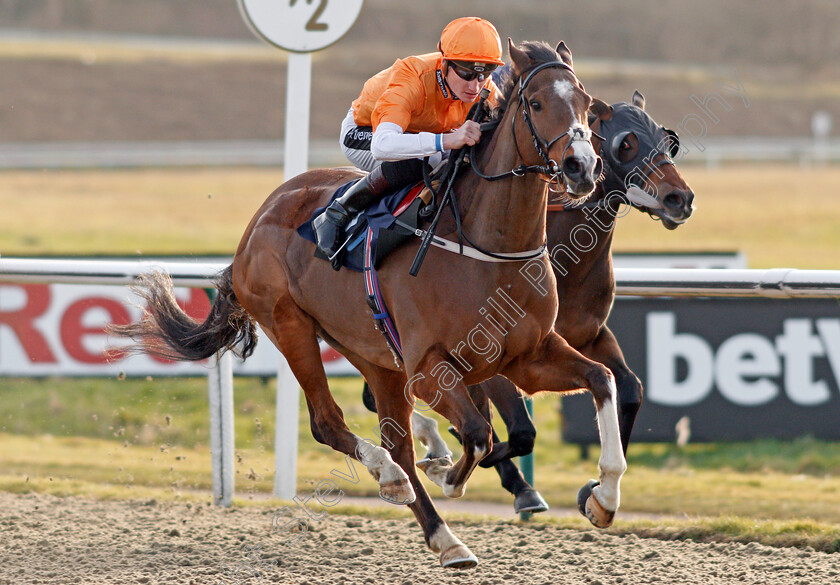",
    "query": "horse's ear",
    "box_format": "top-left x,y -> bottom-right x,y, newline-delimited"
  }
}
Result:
555,41 -> 574,69
632,90 -> 646,110
509,38 -> 530,76
590,98 -> 613,122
